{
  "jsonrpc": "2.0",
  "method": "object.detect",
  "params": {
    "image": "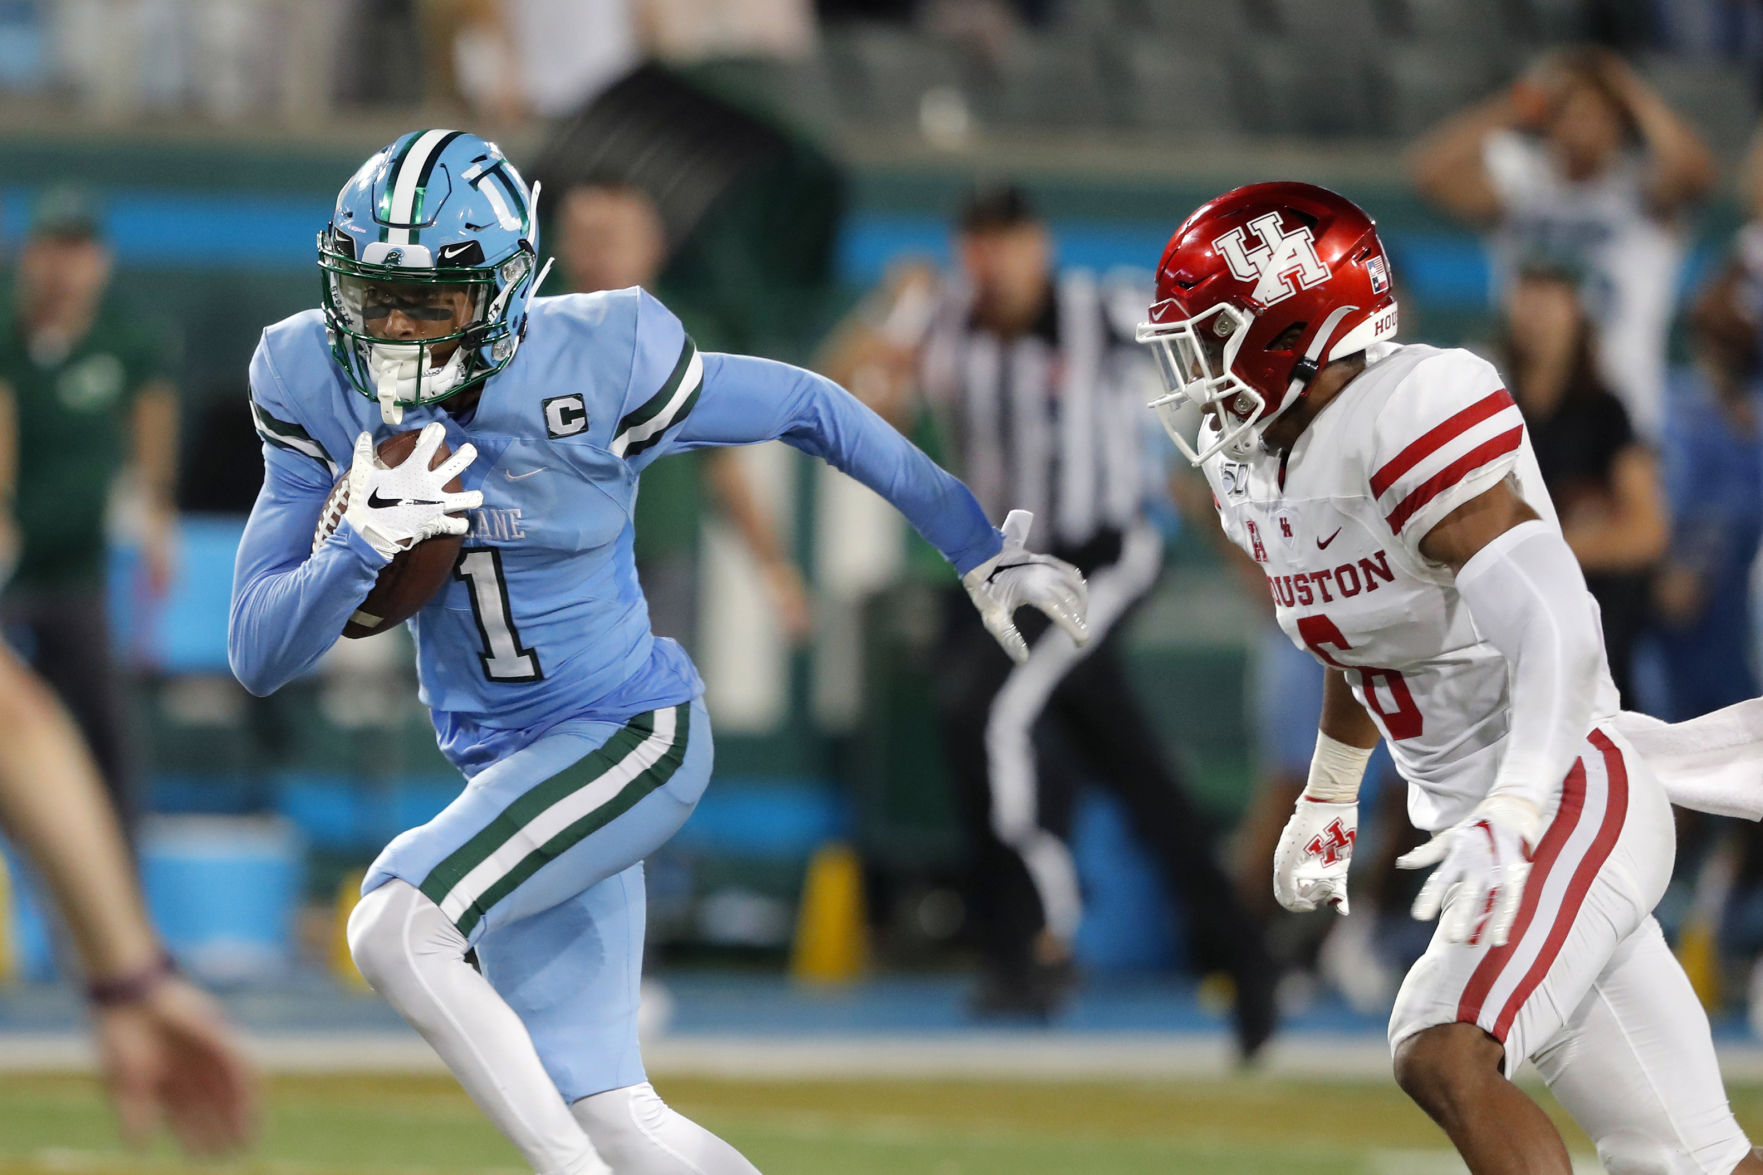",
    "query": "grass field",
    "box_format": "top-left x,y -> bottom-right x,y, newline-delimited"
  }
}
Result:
0,1070 -> 1759,1174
